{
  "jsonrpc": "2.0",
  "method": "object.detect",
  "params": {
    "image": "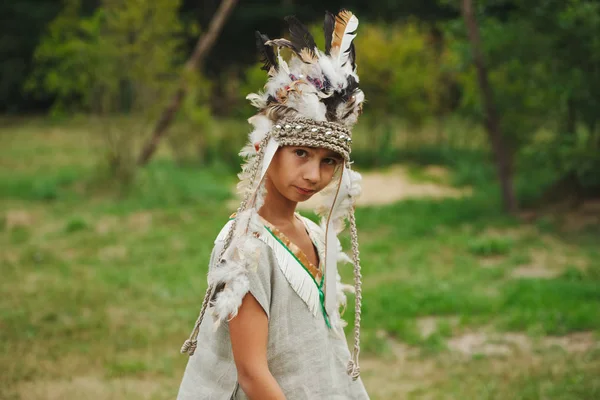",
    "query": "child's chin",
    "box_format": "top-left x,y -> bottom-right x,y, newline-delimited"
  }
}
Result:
292,195 -> 313,202
288,192 -> 316,202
